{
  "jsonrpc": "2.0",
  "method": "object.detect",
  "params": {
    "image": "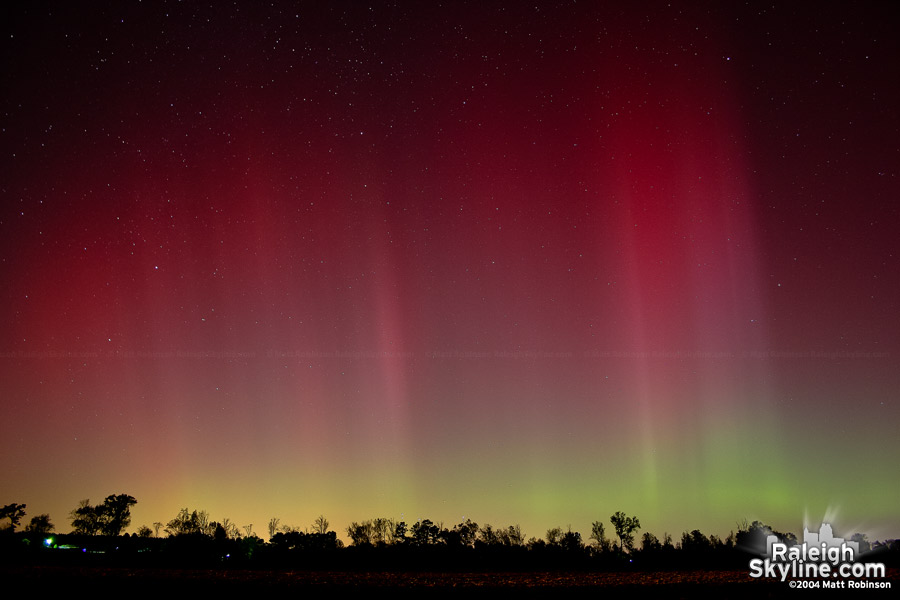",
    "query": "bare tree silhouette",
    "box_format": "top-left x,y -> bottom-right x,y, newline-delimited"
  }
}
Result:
0,503 -> 27,532
25,514 -> 54,536
590,520 -> 611,552
70,500 -> 100,535
268,517 -> 281,539
99,494 -> 137,536
312,515 -> 329,534
610,511 -> 641,553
